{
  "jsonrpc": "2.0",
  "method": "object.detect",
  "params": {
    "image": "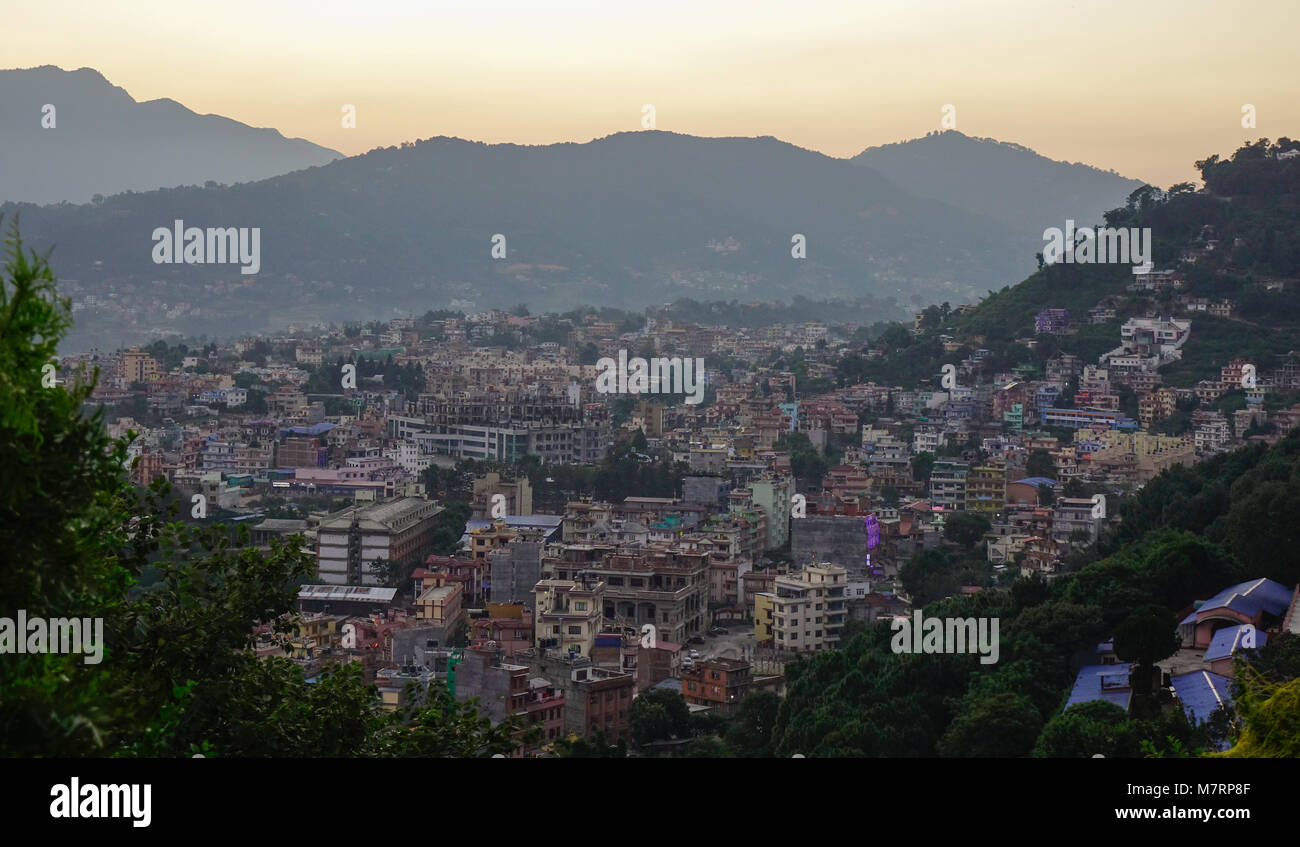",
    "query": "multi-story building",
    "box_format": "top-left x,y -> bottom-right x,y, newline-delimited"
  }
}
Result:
118,348 -> 159,385
1139,388 -> 1177,430
682,658 -> 753,716
771,564 -> 847,654
470,472 -> 533,519
546,542 -> 712,646
453,647 -> 567,755
316,498 -> 444,585
1035,308 -> 1070,334
509,649 -> 636,742
534,578 -> 605,657
929,461 -> 969,513
965,463 -> 1006,519
747,477 -> 792,550
1052,497 -> 1103,546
